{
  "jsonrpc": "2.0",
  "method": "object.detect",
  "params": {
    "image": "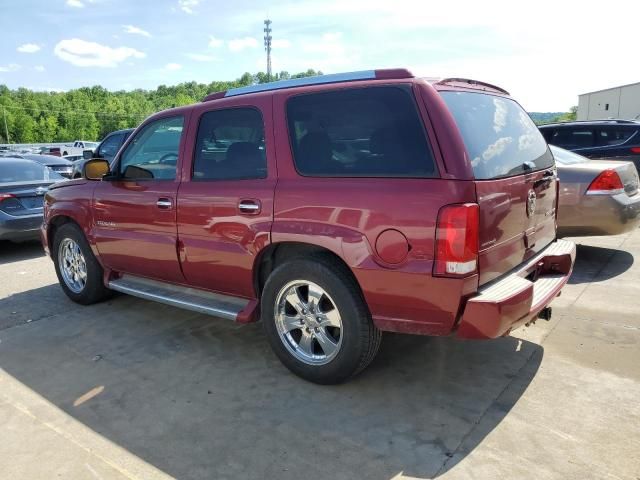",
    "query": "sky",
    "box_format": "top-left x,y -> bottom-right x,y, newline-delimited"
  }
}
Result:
1,0 -> 639,111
